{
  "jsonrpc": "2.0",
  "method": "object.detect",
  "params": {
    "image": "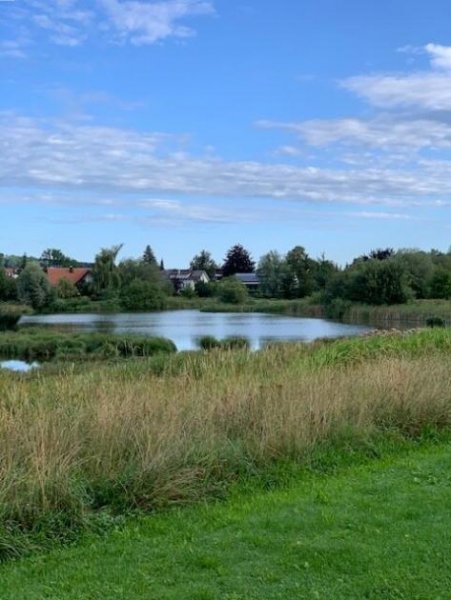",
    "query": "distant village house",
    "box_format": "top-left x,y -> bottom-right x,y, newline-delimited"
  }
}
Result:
4,268 -> 19,279
164,269 -> 209,294
233,273 -> 260,293
46,267 -> 93,292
